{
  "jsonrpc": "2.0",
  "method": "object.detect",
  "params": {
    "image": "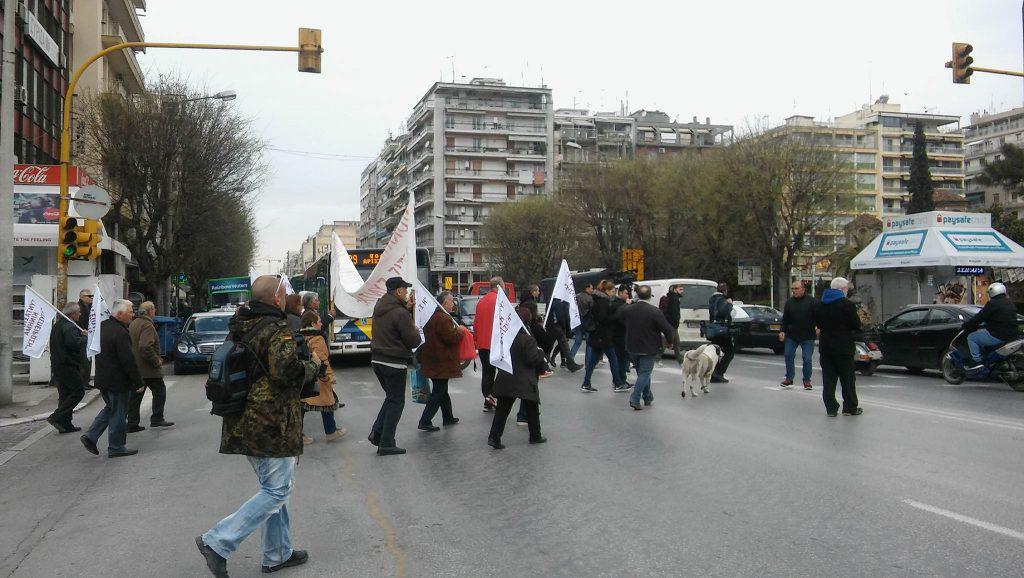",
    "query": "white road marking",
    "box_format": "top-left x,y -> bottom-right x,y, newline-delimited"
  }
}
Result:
902,499 -> 1024,542
741,357 -> 908,379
